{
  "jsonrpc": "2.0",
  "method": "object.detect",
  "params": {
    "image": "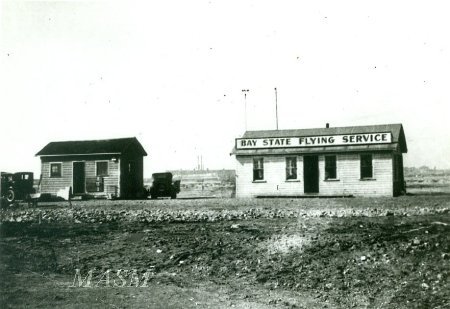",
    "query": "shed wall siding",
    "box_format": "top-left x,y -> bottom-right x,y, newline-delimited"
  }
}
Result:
84,160 -> 120,196
40,158 -> 120,197
235,152 -> 393,198
40,161 -> 73,196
